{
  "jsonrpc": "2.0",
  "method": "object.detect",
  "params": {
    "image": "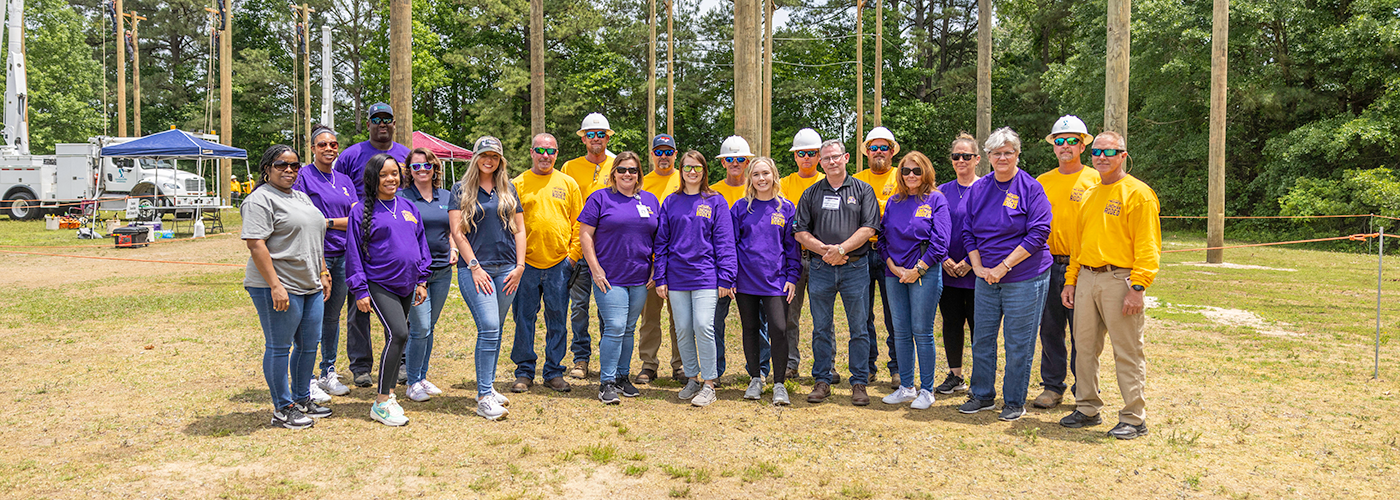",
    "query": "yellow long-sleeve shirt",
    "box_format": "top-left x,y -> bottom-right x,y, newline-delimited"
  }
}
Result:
513,169 -> 583,268
1065,174 -> 1161,288
561,155 -> 614,201
780,171 -> 824,205
1037,165 -> 1101,256
710,179 -> 747,207
643,169 -> 683,206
